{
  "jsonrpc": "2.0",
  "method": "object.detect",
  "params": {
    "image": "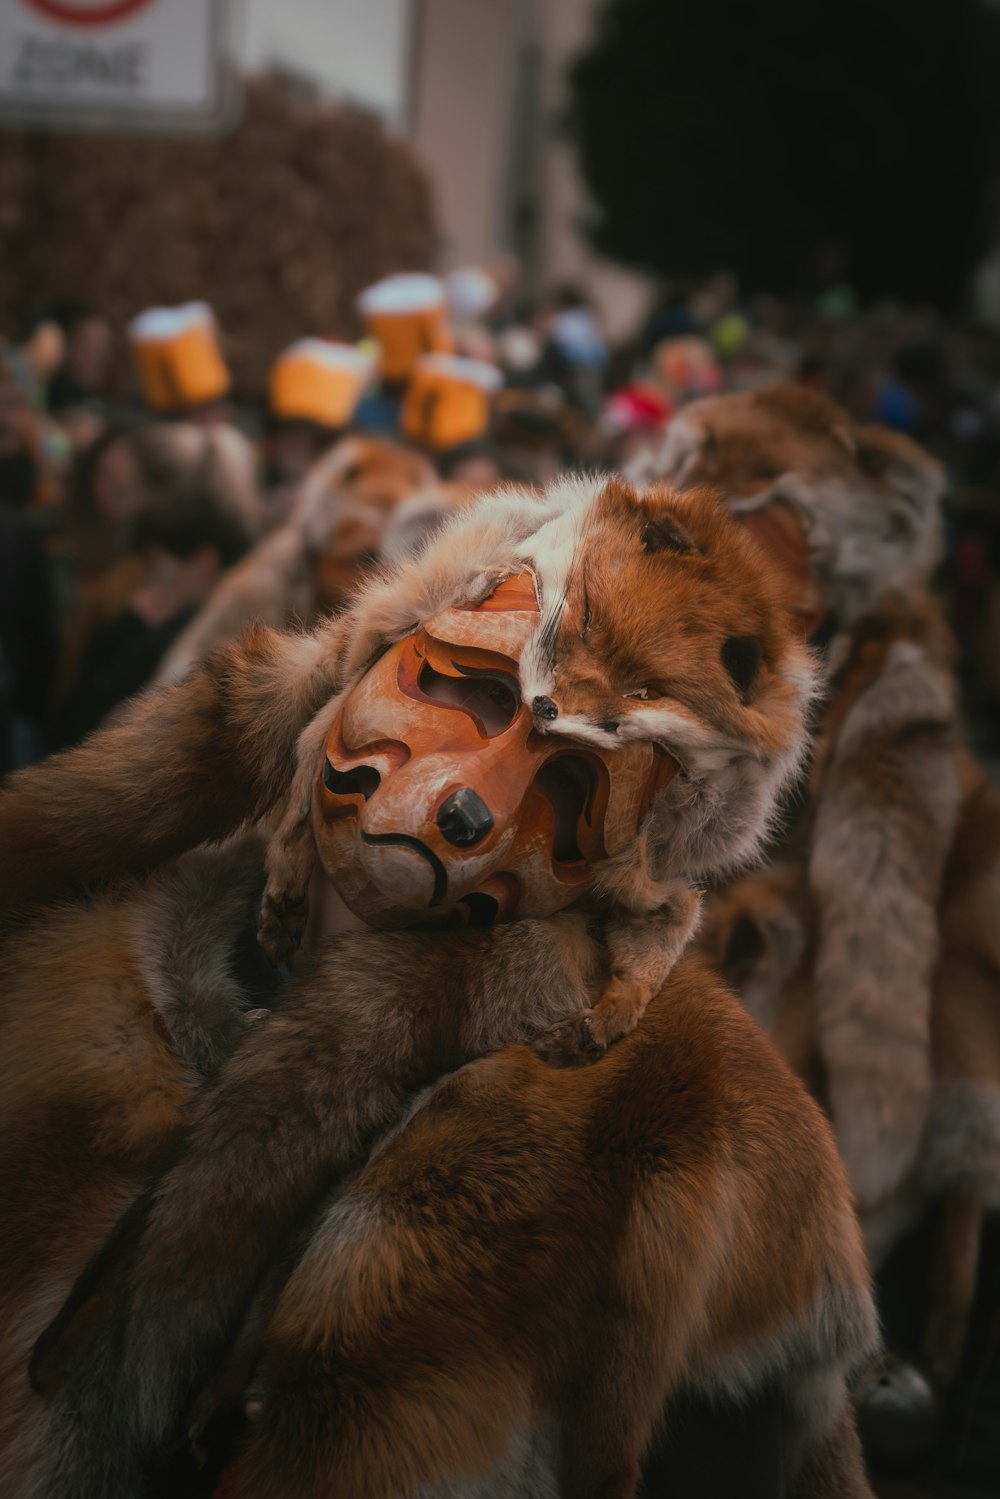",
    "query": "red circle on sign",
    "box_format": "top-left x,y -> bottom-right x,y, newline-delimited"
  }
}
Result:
22,0 -> 154,25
